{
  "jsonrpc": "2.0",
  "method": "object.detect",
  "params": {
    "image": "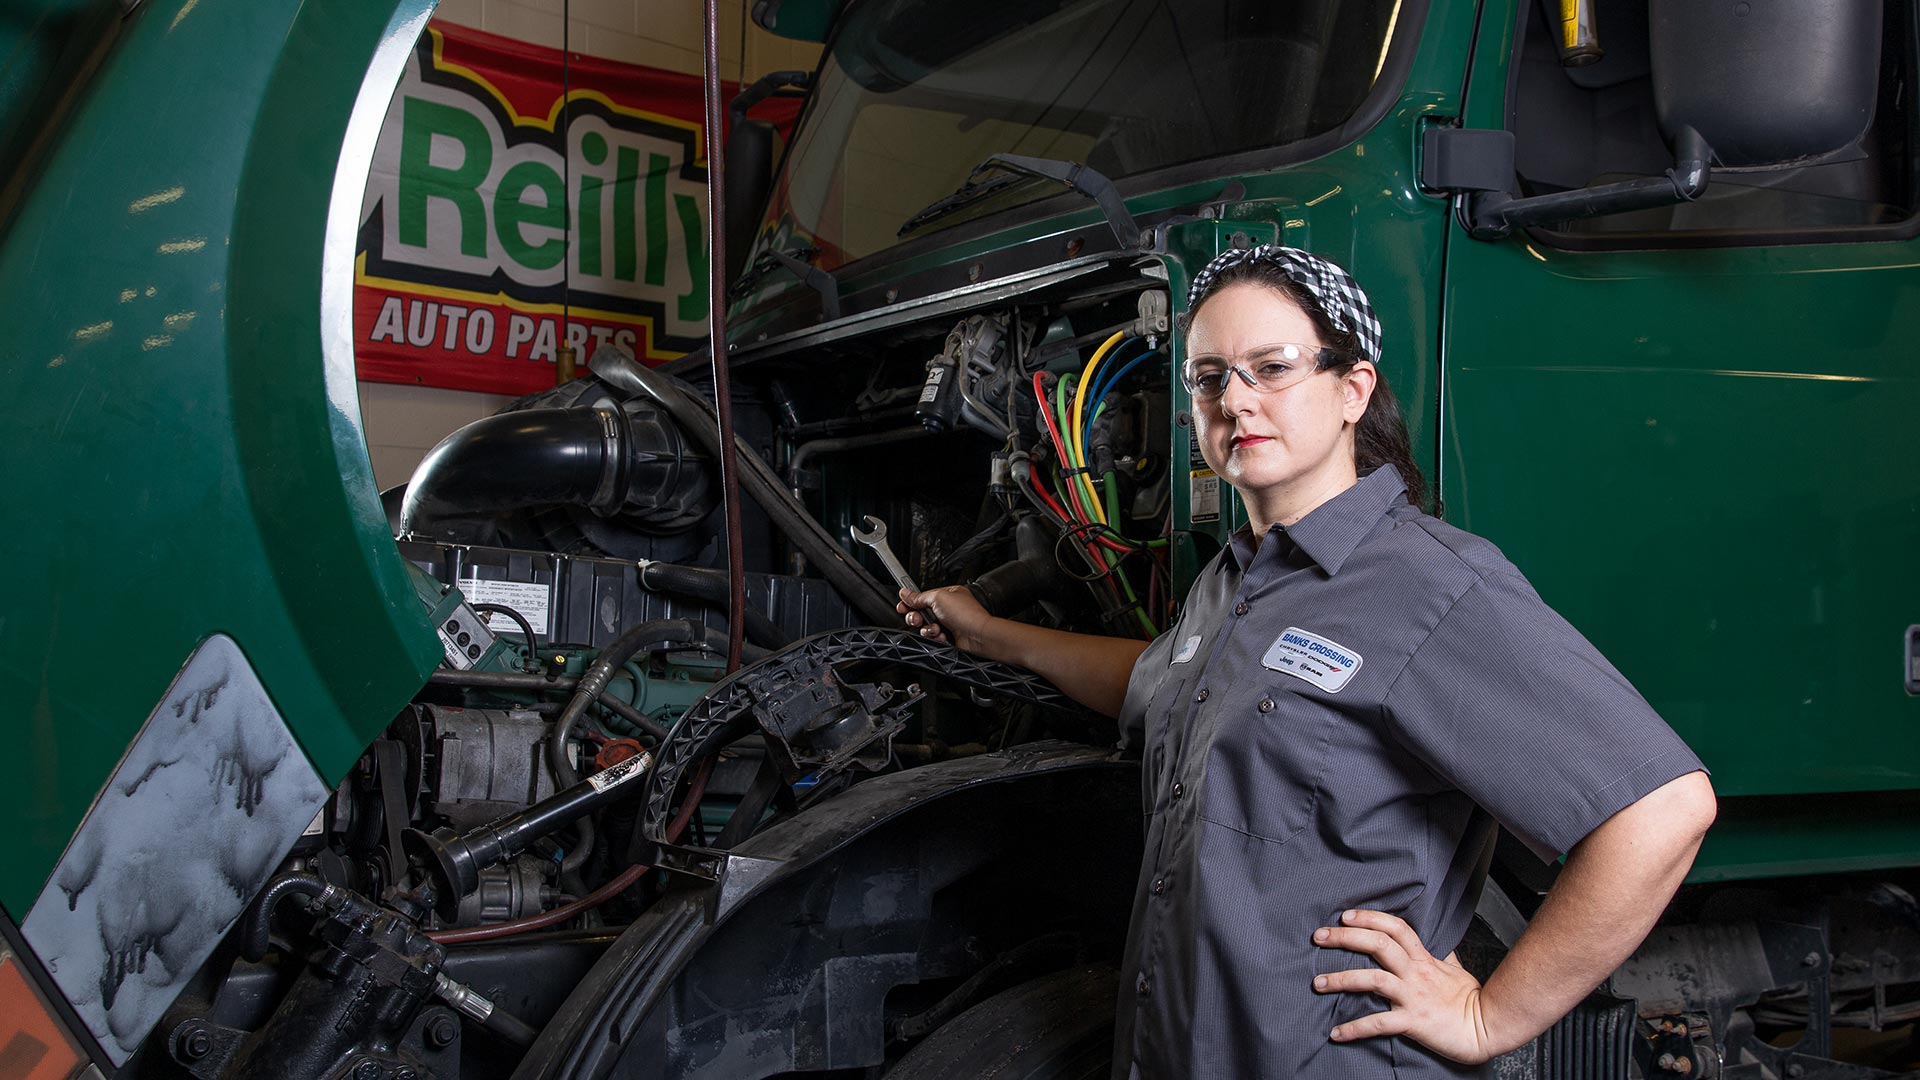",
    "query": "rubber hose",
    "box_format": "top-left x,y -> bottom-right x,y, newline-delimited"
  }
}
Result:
590,350 -> 899,624
549,619 -> 699,790
560,817 -> 594,875
639,560 -> 790,648
242,871 -> 329,962
483,1003 -> 541,1048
